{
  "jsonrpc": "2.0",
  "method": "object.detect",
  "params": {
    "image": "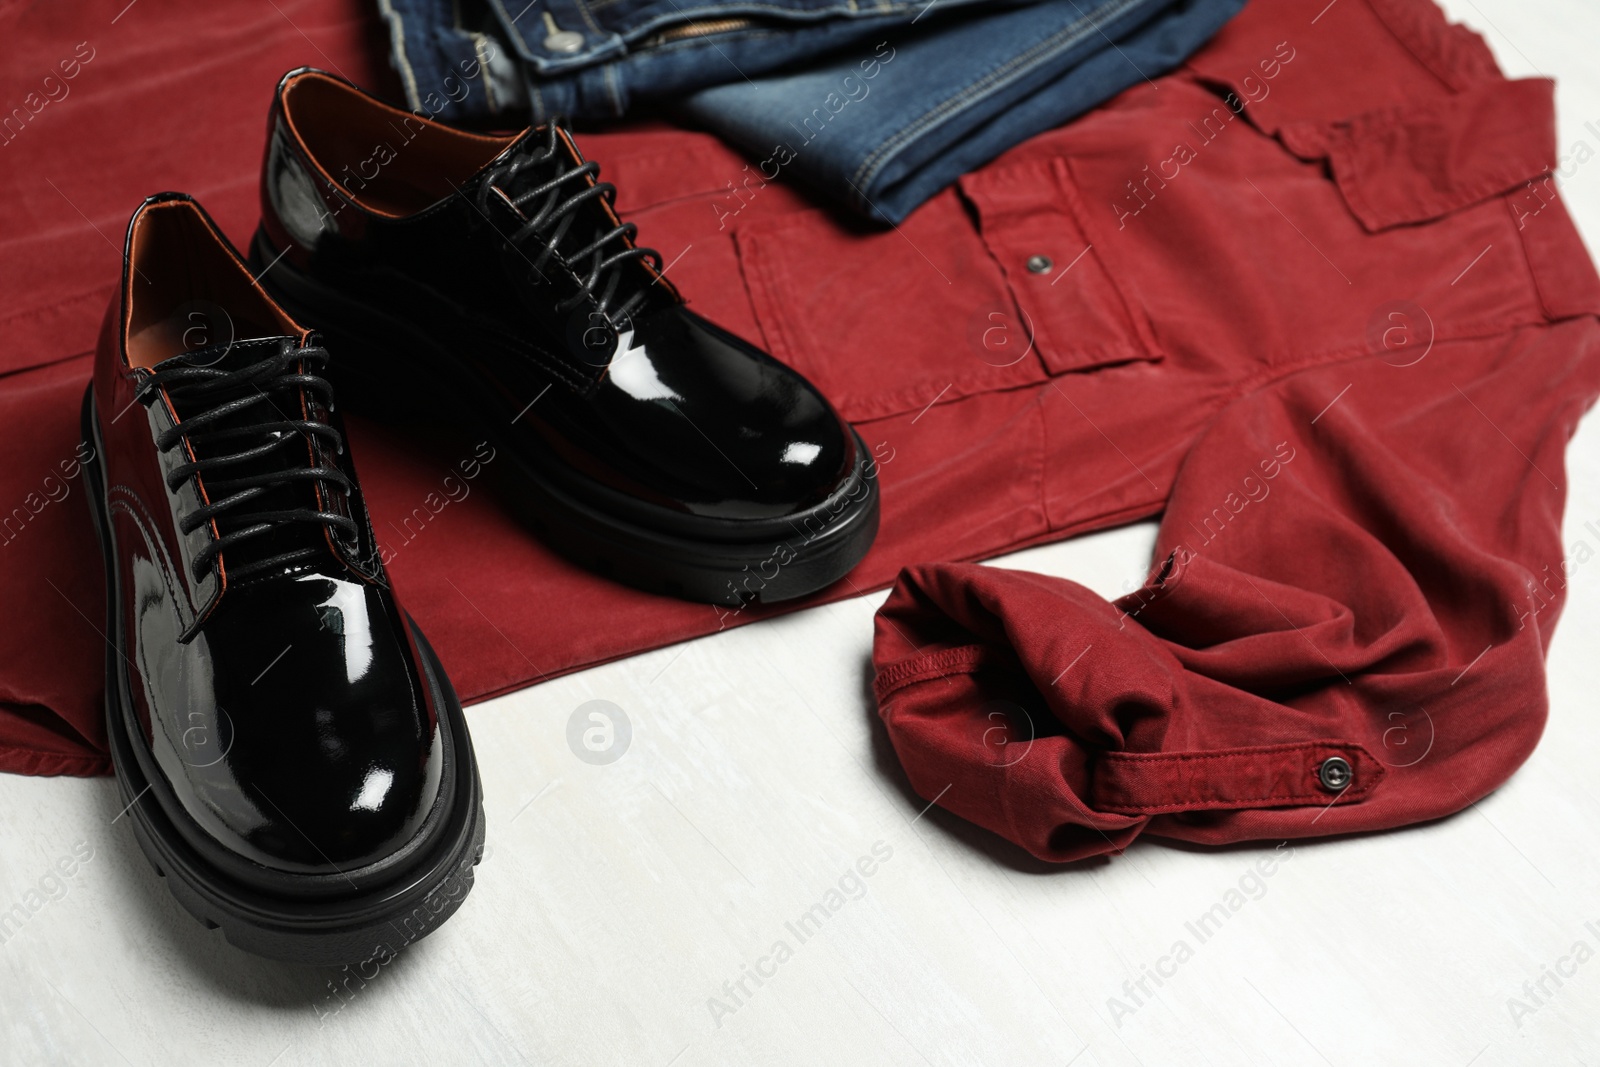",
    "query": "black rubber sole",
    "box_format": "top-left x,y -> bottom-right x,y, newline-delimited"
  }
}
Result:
82,385 -> 486,967
249,230 -> 880,607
